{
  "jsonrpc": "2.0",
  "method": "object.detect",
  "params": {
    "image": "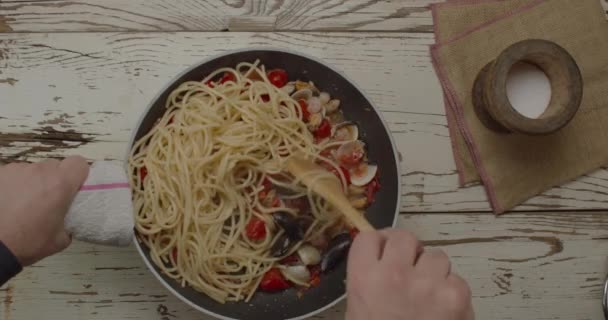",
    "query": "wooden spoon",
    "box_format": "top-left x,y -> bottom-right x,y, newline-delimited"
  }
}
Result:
285,156 -> 374,232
